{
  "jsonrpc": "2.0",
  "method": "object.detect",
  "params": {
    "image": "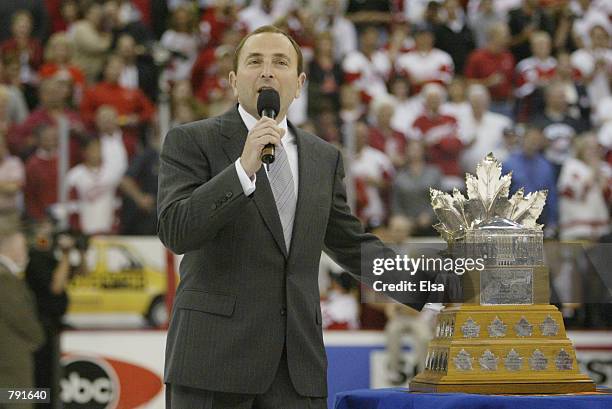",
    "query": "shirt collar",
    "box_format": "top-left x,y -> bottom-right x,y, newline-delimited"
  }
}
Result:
0,254 -> 21,277
237,104 -> 293,146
